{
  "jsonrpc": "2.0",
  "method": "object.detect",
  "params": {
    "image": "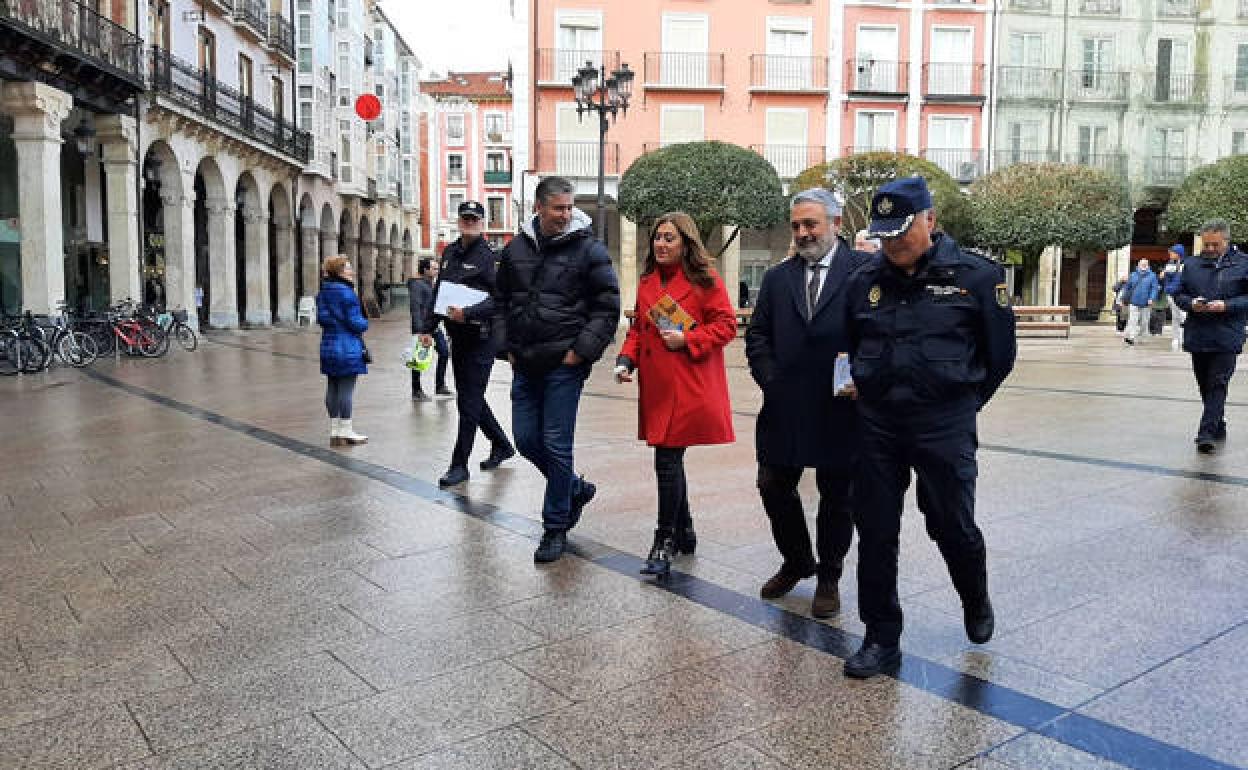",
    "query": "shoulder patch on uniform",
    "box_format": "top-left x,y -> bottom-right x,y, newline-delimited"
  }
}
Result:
994,283 -> 1010,308
868,285 -> 882,308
